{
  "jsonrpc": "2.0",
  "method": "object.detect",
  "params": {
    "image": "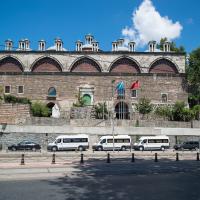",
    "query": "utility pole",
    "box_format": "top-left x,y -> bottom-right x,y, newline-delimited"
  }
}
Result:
111,80 -> 115,152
